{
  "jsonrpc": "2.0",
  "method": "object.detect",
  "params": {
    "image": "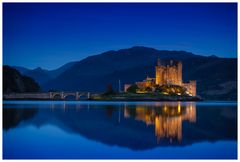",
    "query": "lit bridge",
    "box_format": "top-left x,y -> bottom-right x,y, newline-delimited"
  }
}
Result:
3,92 -> 92,100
